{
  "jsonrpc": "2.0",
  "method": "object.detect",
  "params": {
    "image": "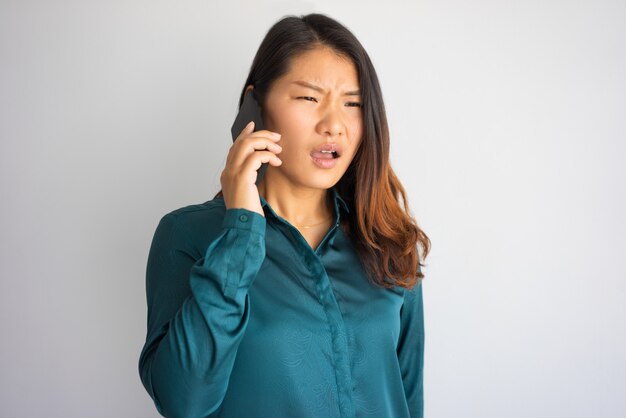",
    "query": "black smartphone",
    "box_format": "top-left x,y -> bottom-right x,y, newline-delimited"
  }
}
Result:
230,90 -> 268,185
